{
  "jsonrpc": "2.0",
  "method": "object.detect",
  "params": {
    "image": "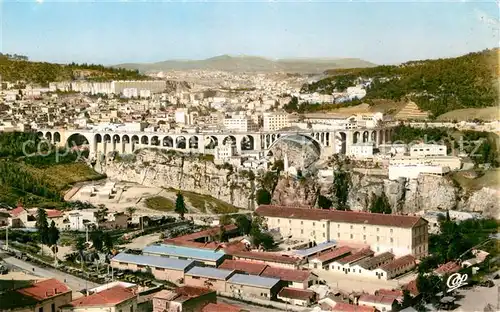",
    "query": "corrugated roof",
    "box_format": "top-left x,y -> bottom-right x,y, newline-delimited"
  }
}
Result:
293,241 -> 337,257
313,246 -> 352,263
355,252 -> 394,270
111,253 -> 194,271
186,266 -> 234,280
143,244 -> 226,262
218,259 -> 268,275
260,266 -> 312,283
68,286 -> 135,307
228,273 -> 279,289
256,205 -> 423,228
